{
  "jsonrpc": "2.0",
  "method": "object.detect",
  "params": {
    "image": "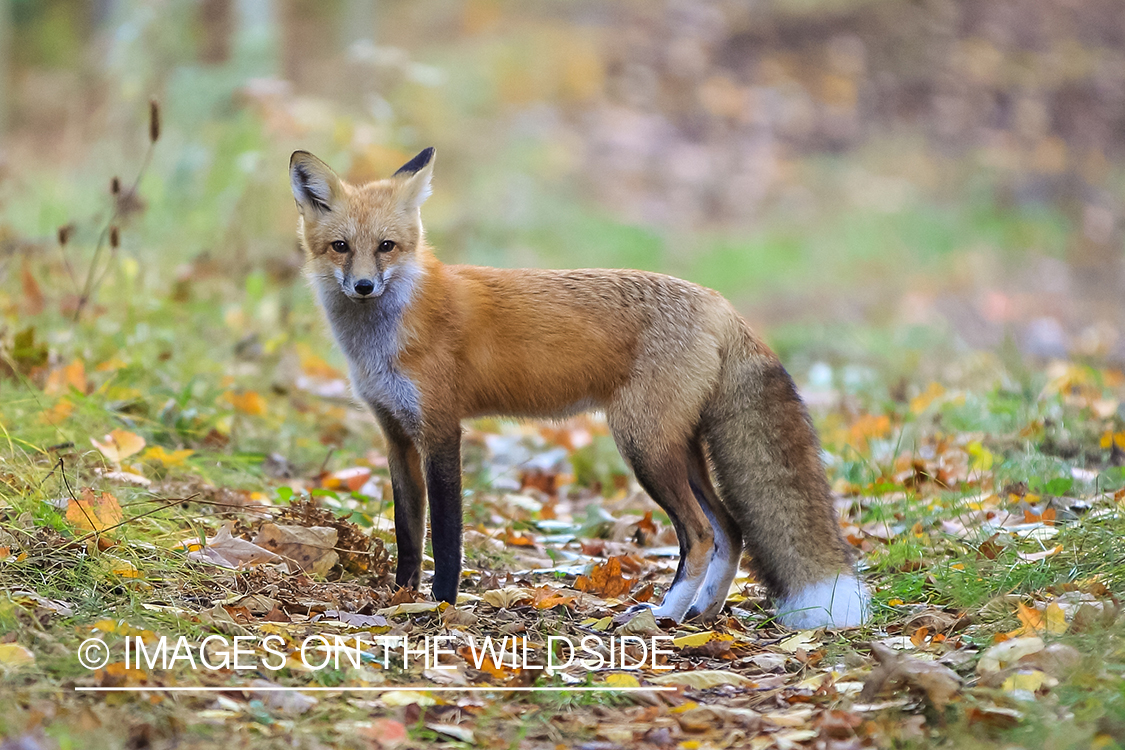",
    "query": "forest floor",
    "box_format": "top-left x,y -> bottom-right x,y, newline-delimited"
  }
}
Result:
0,238 -> 1124,750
